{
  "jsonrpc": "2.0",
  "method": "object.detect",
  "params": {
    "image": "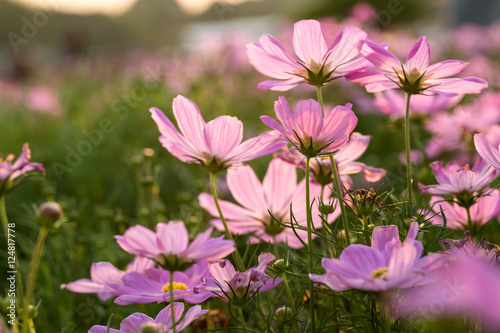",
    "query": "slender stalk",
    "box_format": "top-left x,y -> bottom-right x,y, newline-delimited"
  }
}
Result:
1,196 -> 23,333
466,205 -> 474,238
361,215 -> 371,246
405,93 -> 413,213
305,157 -> 316,332
316,86 -> 325,117
316,86 -> 350,247
329,155 -> 350,247
170,270 -> 177,333
379,301 -> 391,333
281,272 -> 300,332
209,172 -> 243,270
320,186 -> 334,258
237,306 -> 249,333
